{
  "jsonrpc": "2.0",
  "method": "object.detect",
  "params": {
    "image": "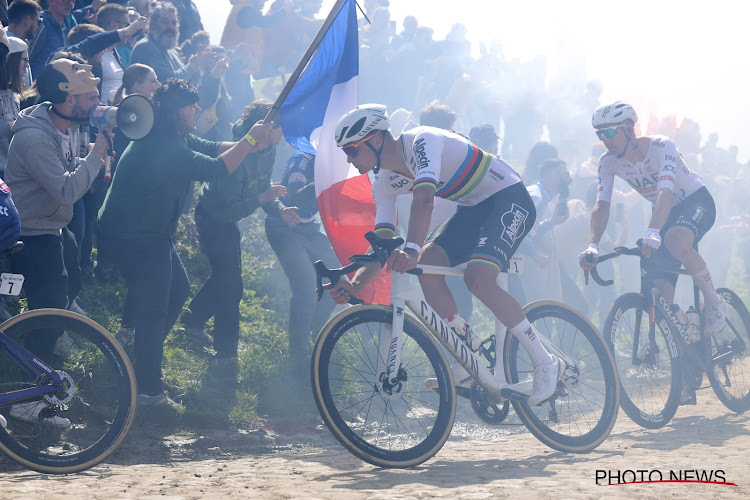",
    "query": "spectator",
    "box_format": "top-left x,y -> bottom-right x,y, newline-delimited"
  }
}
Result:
127,0 -> 150,21
0,37 -> 29,178
518,158 -> 571,303
264,149 -> 338,385
178,29 -> 209,62
95,3 -> 131,103
71,0 -> 105,24
97,79 -> 275,408
183,100 -> 287,384
418,100 -> 458,131
130,1 -> 211,83
29,0 -> 76,77
170,0 -> 203,44
111,61 -> 158,104
469,124 -> 500,155
7,0 -> 41,44
5,59 -> 109,392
